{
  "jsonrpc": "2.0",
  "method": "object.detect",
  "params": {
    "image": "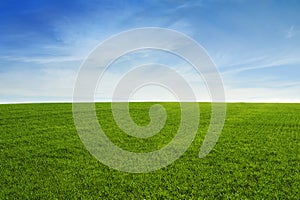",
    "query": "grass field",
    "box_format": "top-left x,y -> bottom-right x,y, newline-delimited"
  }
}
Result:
0,103 -> 299,199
